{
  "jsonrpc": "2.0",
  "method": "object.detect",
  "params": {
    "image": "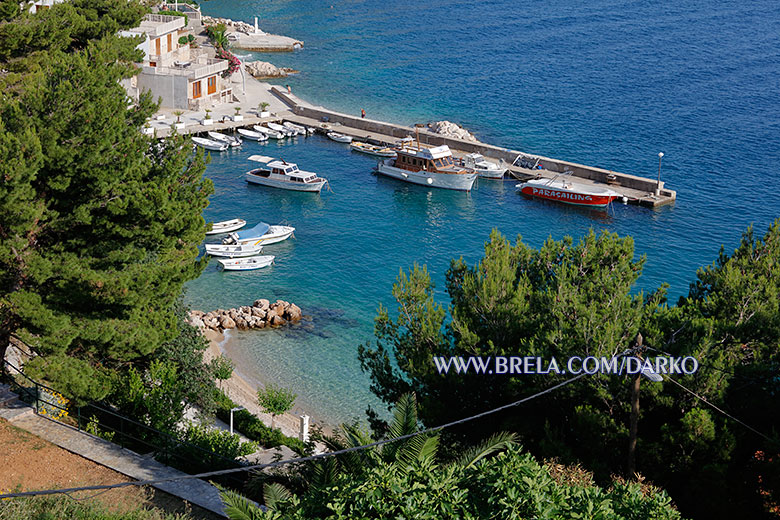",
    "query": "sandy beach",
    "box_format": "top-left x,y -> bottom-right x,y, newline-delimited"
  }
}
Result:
201,329 -> 331,440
